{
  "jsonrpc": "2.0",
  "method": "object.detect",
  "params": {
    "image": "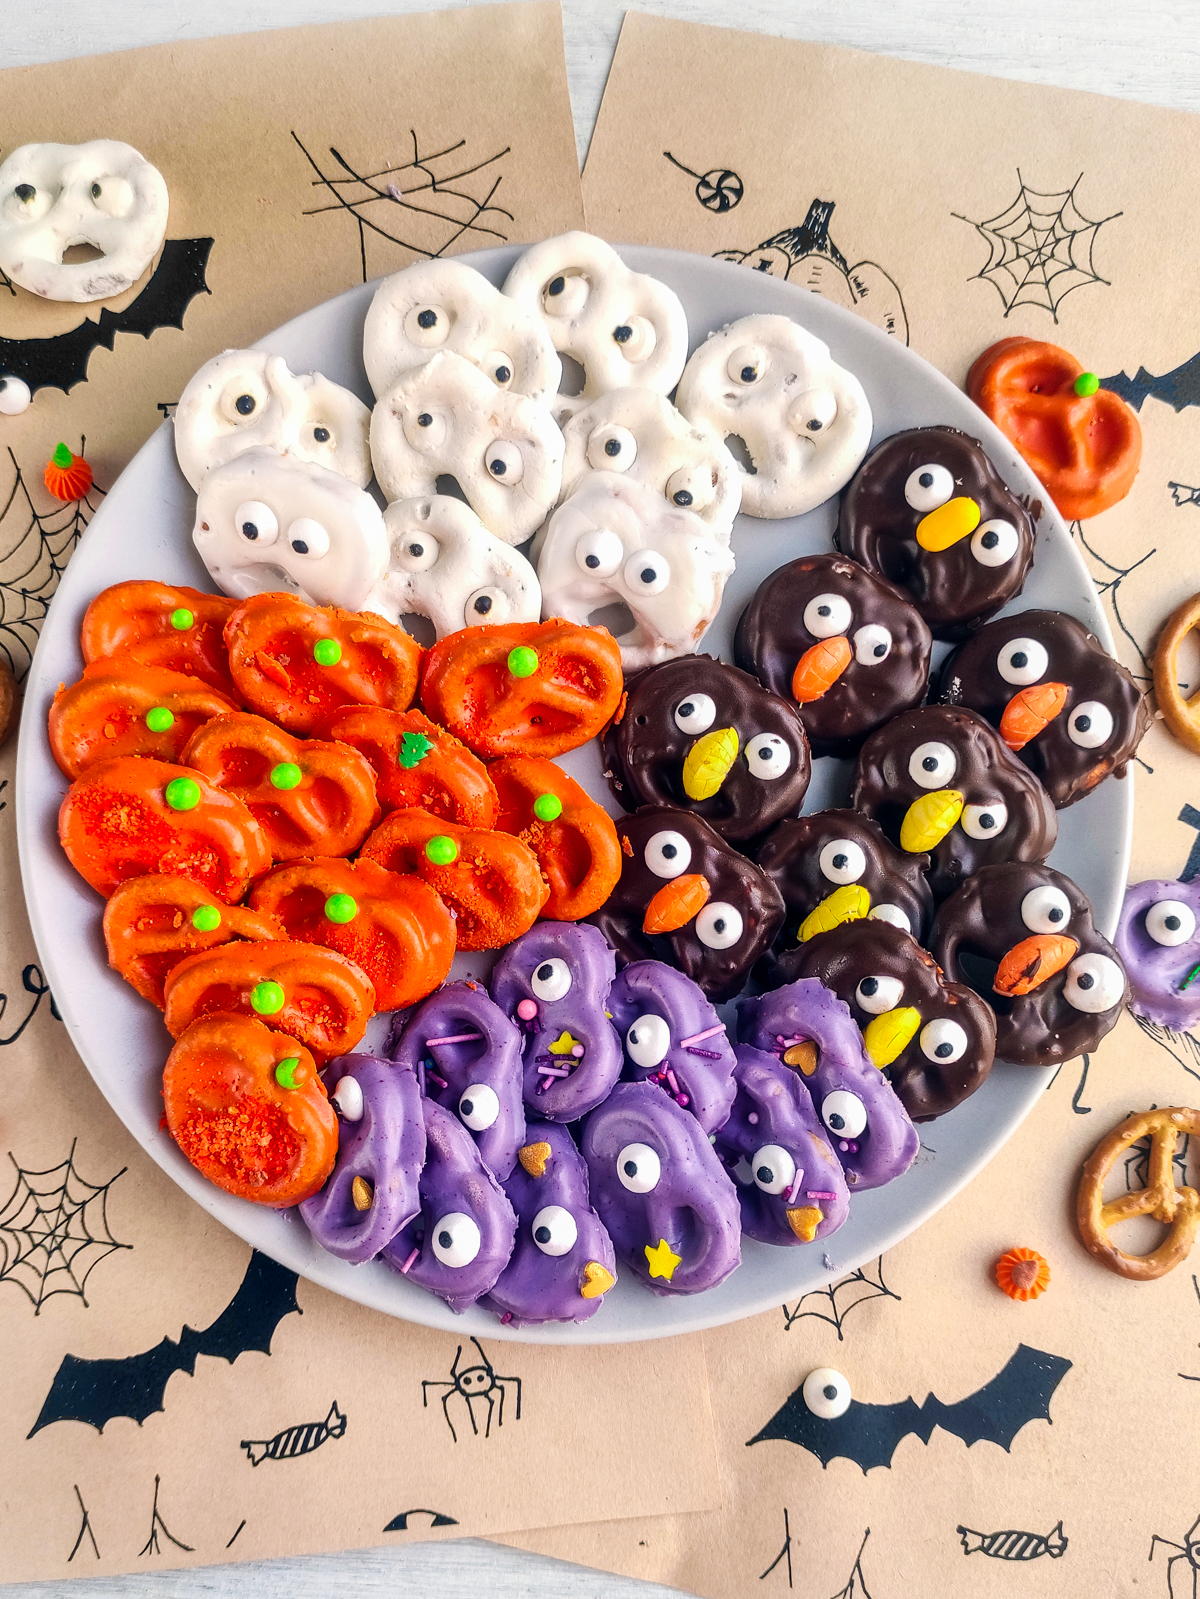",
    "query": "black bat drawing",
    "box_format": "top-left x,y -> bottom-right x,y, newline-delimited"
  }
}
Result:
0,237 -> 213,396
28,1250 -> 300,1436
384,1509 -> 459,1531
1102,349 -> 1200,413
746,1344 -> 1071,1473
